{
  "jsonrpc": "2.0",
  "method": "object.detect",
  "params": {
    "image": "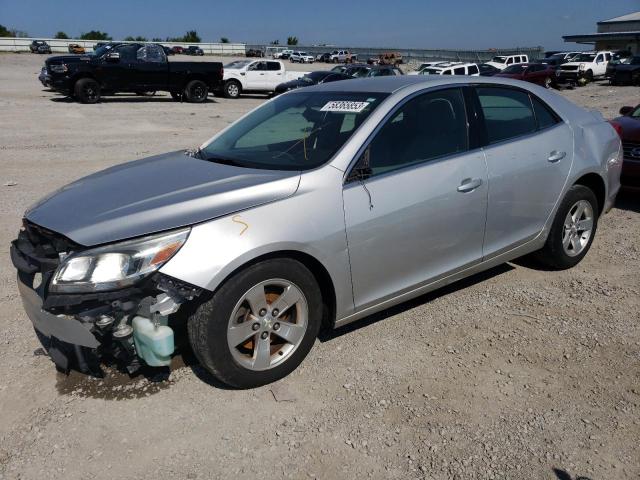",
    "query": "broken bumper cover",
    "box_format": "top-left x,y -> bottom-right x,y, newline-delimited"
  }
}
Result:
17,272 -> 99,348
